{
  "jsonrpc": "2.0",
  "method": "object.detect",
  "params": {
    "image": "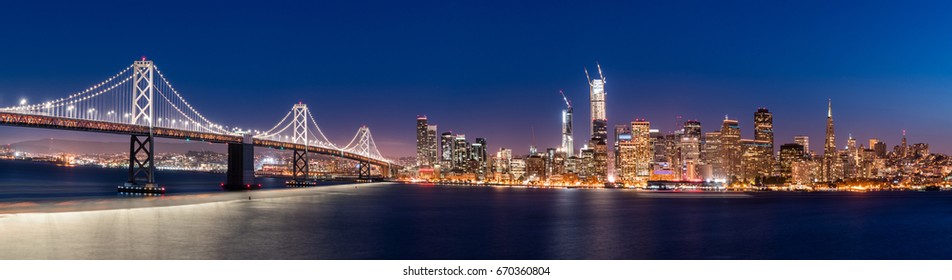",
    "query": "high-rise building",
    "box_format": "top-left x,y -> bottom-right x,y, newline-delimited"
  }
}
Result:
618,138 -> 637,184
794,135 -> 810,155
510,158 -> 526,181
578,145 -> 595,180
701,131 -> 722,180
873,140 -> 887,158
614,124 -> 631,180
680,120 -> 702,181
651,129 -> 666,166
630,120 -> 653,184
740,139 -> 772,183
560,90 -> 574,157
585,63 -> 608,140
525,154 -> 545,182
440,132 -> 455,168
778,143 -> 805,178
662,131 -> 683,180
721,117 -> 742,182
868,138 -> 880,151
473,138 -> 488,178
453,134 -> 469,172
901,130 -> 908,159
494,148 -> 512,175
591,138 -> 608,182
823,99 -> 836,182
683,120 -> 702,139
754,108 -> 774,151
584,63 -> 609,182
415,116 -> 438,167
